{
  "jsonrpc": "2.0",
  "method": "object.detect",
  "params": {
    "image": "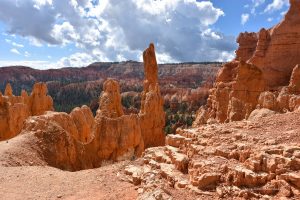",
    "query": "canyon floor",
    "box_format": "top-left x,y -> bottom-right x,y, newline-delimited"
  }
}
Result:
1,109 -> 300,199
